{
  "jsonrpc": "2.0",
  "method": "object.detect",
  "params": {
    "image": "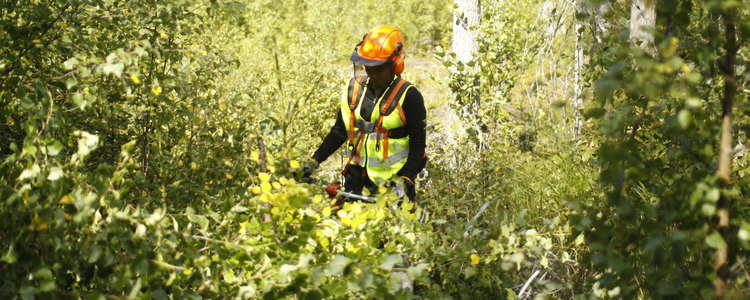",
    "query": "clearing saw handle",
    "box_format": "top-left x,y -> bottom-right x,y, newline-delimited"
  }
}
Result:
323,184 -> 377,203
